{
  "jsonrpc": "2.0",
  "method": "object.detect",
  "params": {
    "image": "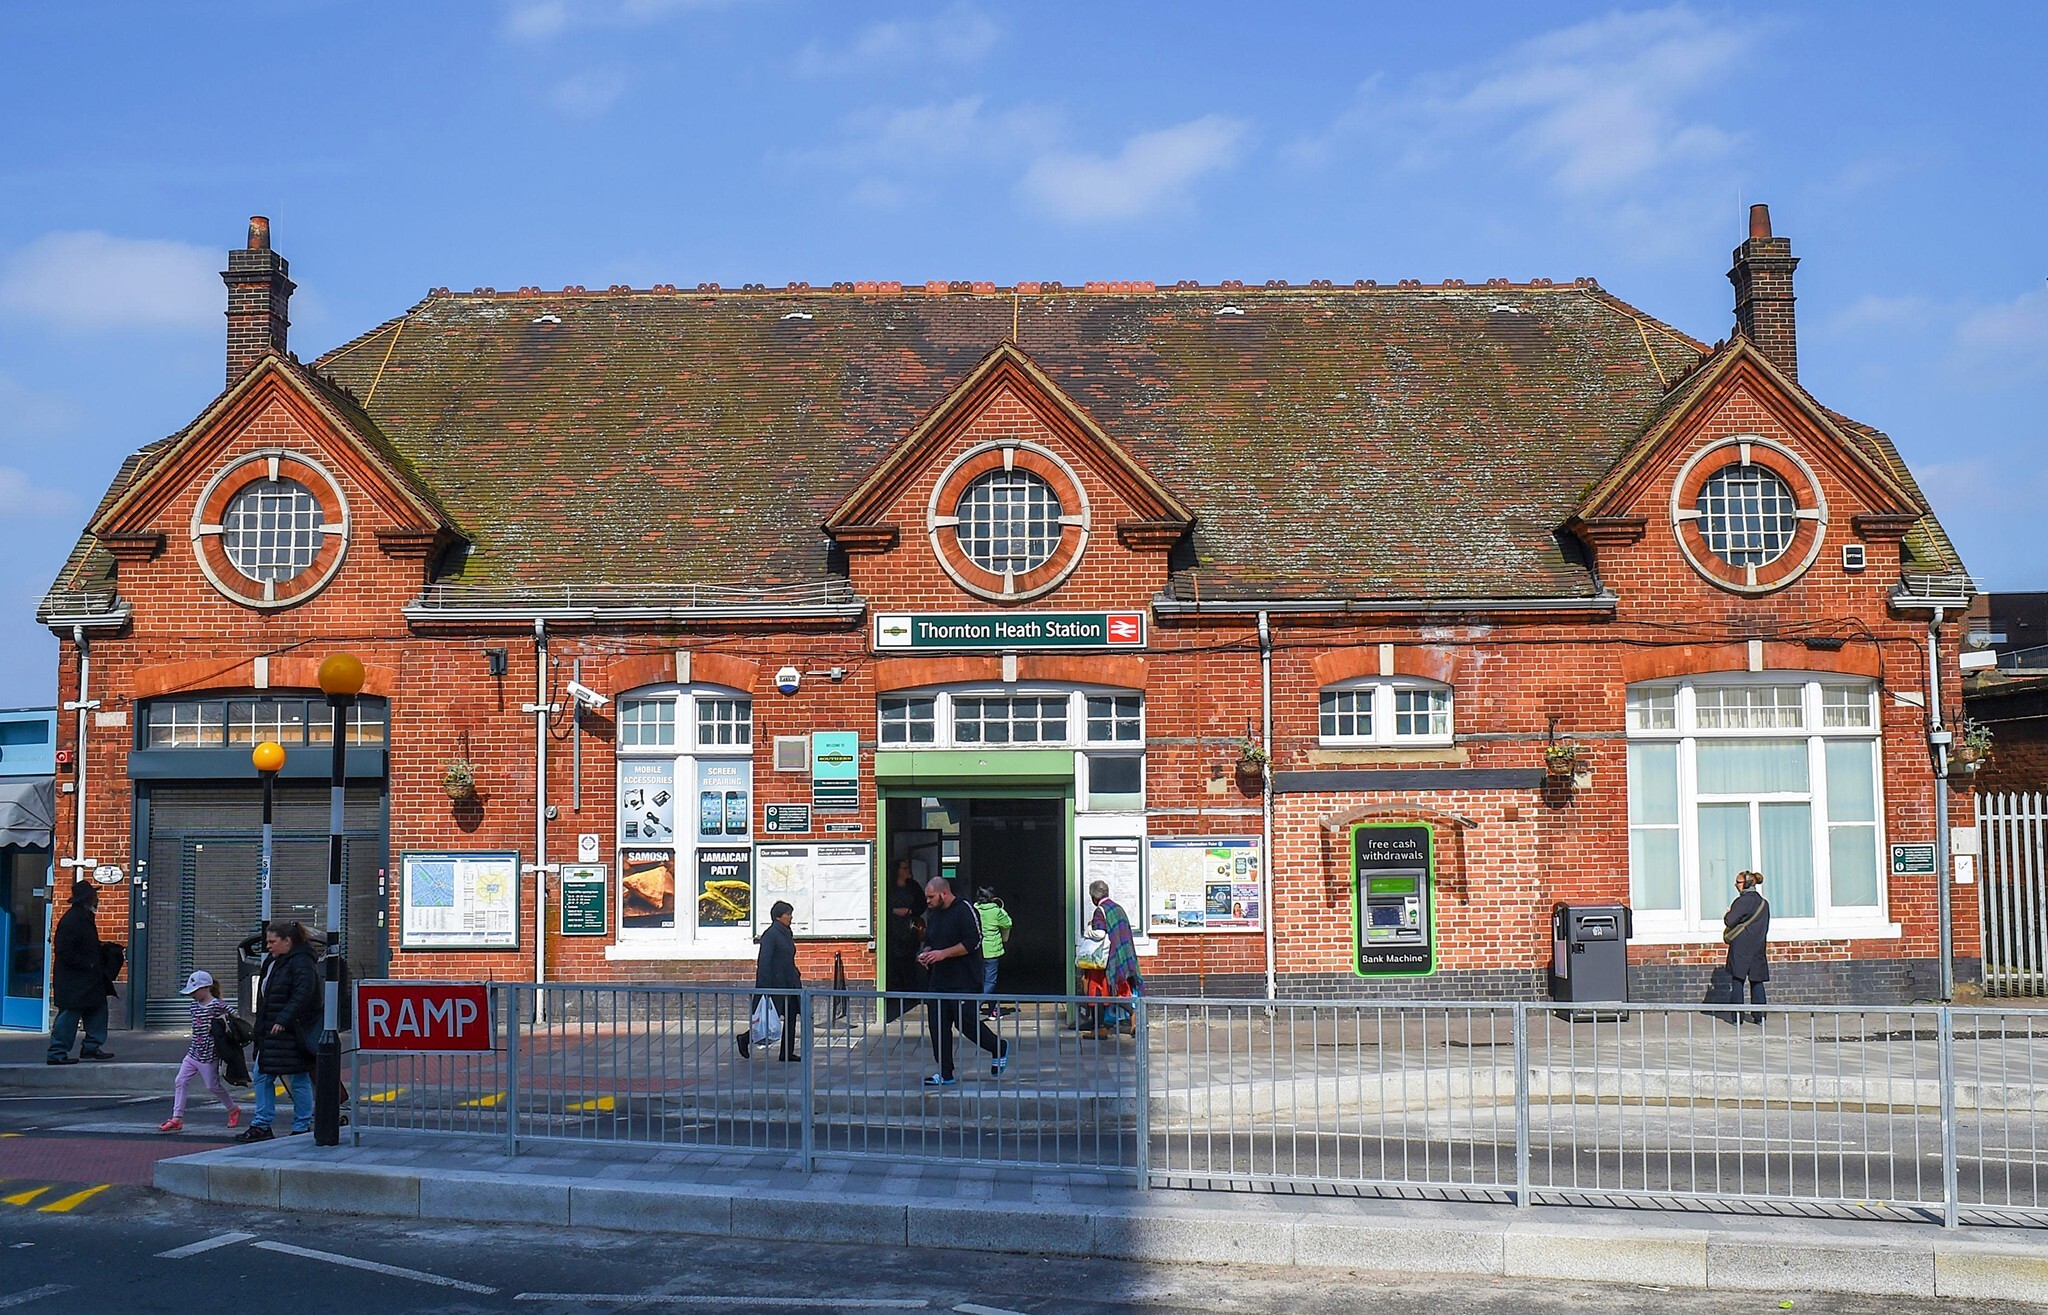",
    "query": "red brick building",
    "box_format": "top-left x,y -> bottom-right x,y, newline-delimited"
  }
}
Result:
36,206 -> 1978,1028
